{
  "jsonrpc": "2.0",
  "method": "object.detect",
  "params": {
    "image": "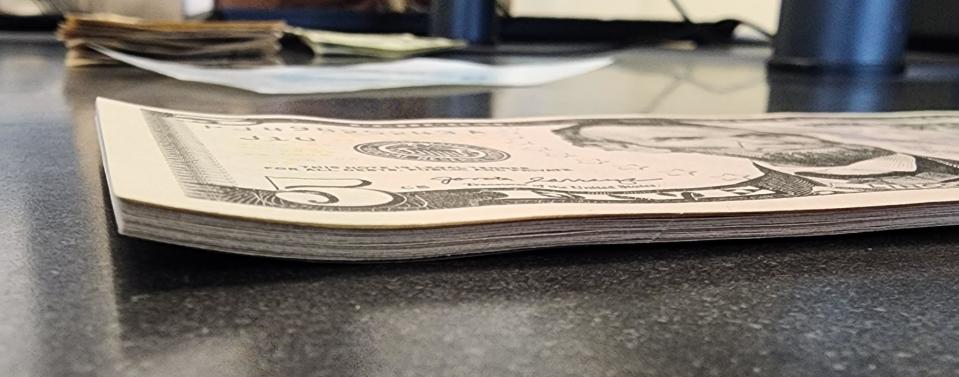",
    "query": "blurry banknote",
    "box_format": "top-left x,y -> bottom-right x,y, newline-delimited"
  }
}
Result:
287,27 -> 466,59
